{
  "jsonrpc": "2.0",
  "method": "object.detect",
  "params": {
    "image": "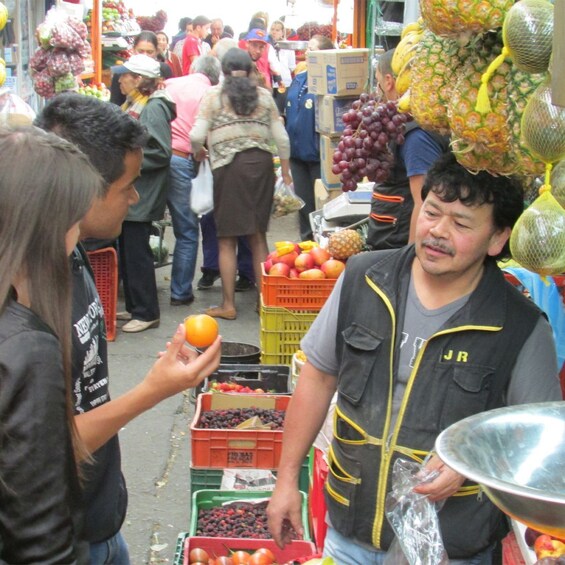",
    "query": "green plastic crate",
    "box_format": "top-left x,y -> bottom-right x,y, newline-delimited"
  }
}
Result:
189,455 -> 310,494
189,489 -> 310,540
